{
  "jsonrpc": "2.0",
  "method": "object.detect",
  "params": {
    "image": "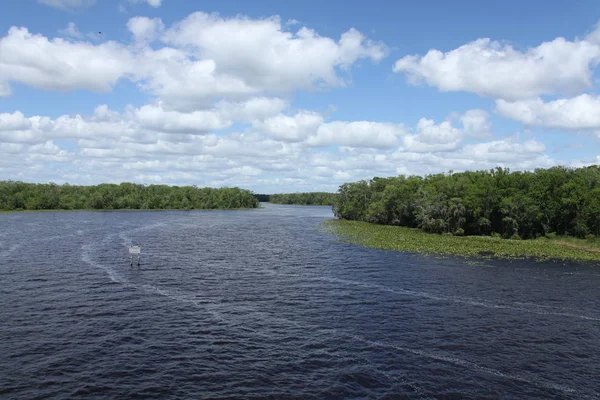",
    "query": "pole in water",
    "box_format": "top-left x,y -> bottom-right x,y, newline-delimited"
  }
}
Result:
129,246 -> 141,267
